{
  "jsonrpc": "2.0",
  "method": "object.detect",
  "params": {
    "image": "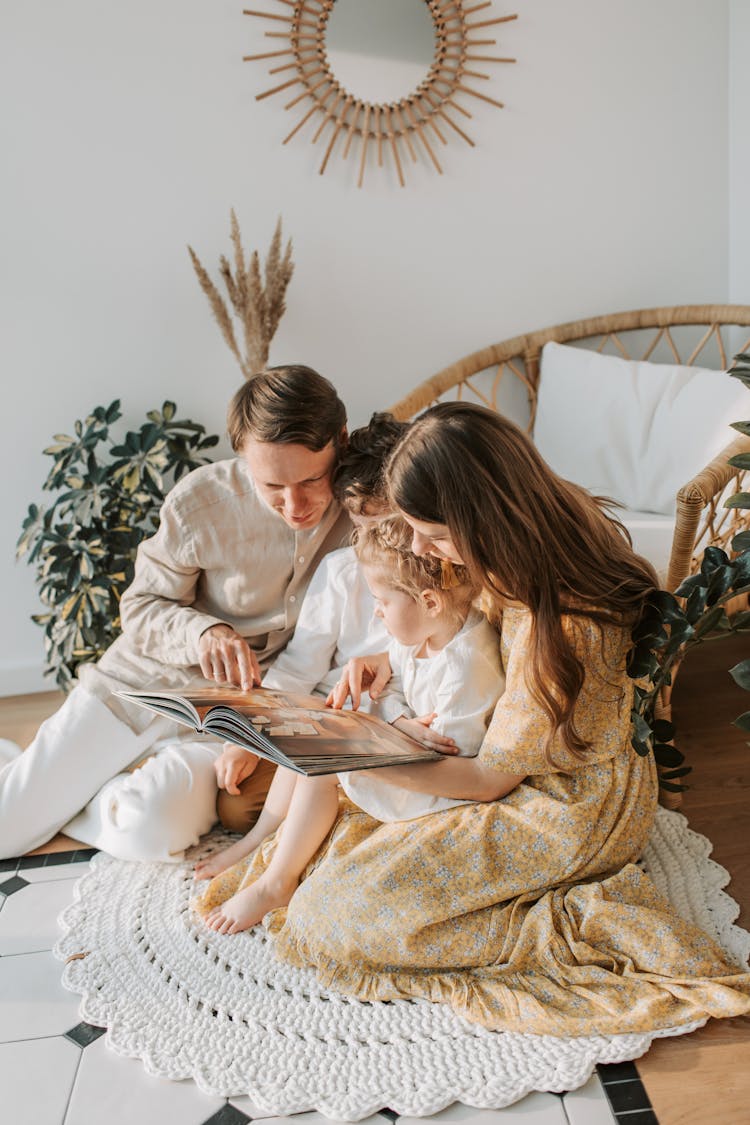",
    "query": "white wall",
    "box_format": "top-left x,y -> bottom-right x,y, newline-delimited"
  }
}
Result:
730,0 -> 750,303
1,0 -> 732,694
